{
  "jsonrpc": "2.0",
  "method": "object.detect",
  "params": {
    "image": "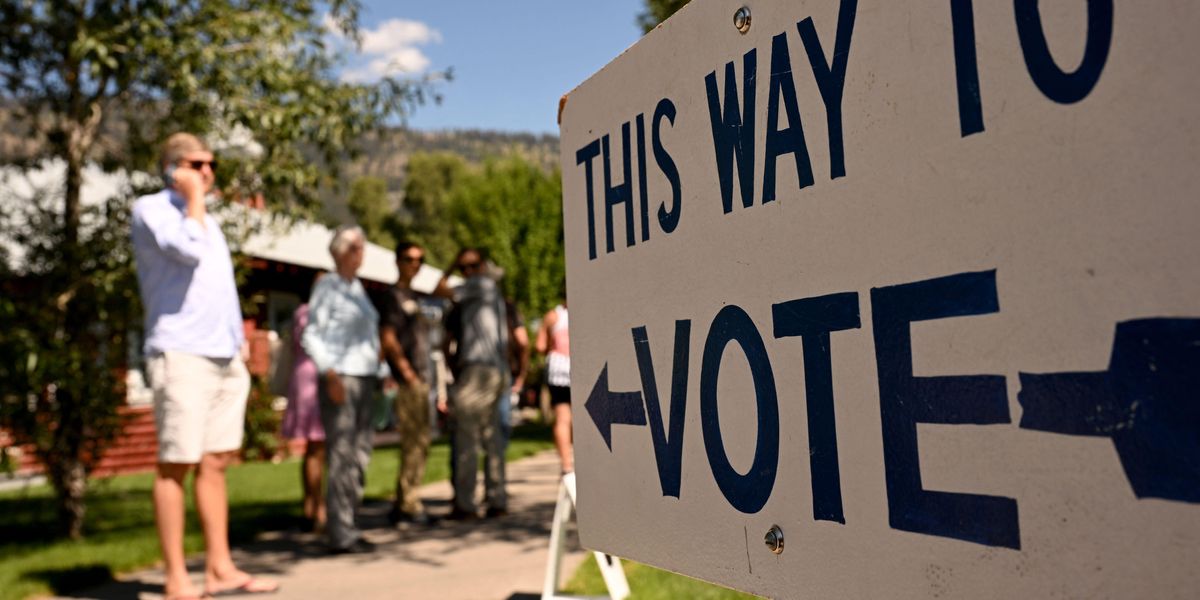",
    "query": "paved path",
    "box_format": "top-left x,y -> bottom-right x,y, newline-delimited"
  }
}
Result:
65,451 -> 586,600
